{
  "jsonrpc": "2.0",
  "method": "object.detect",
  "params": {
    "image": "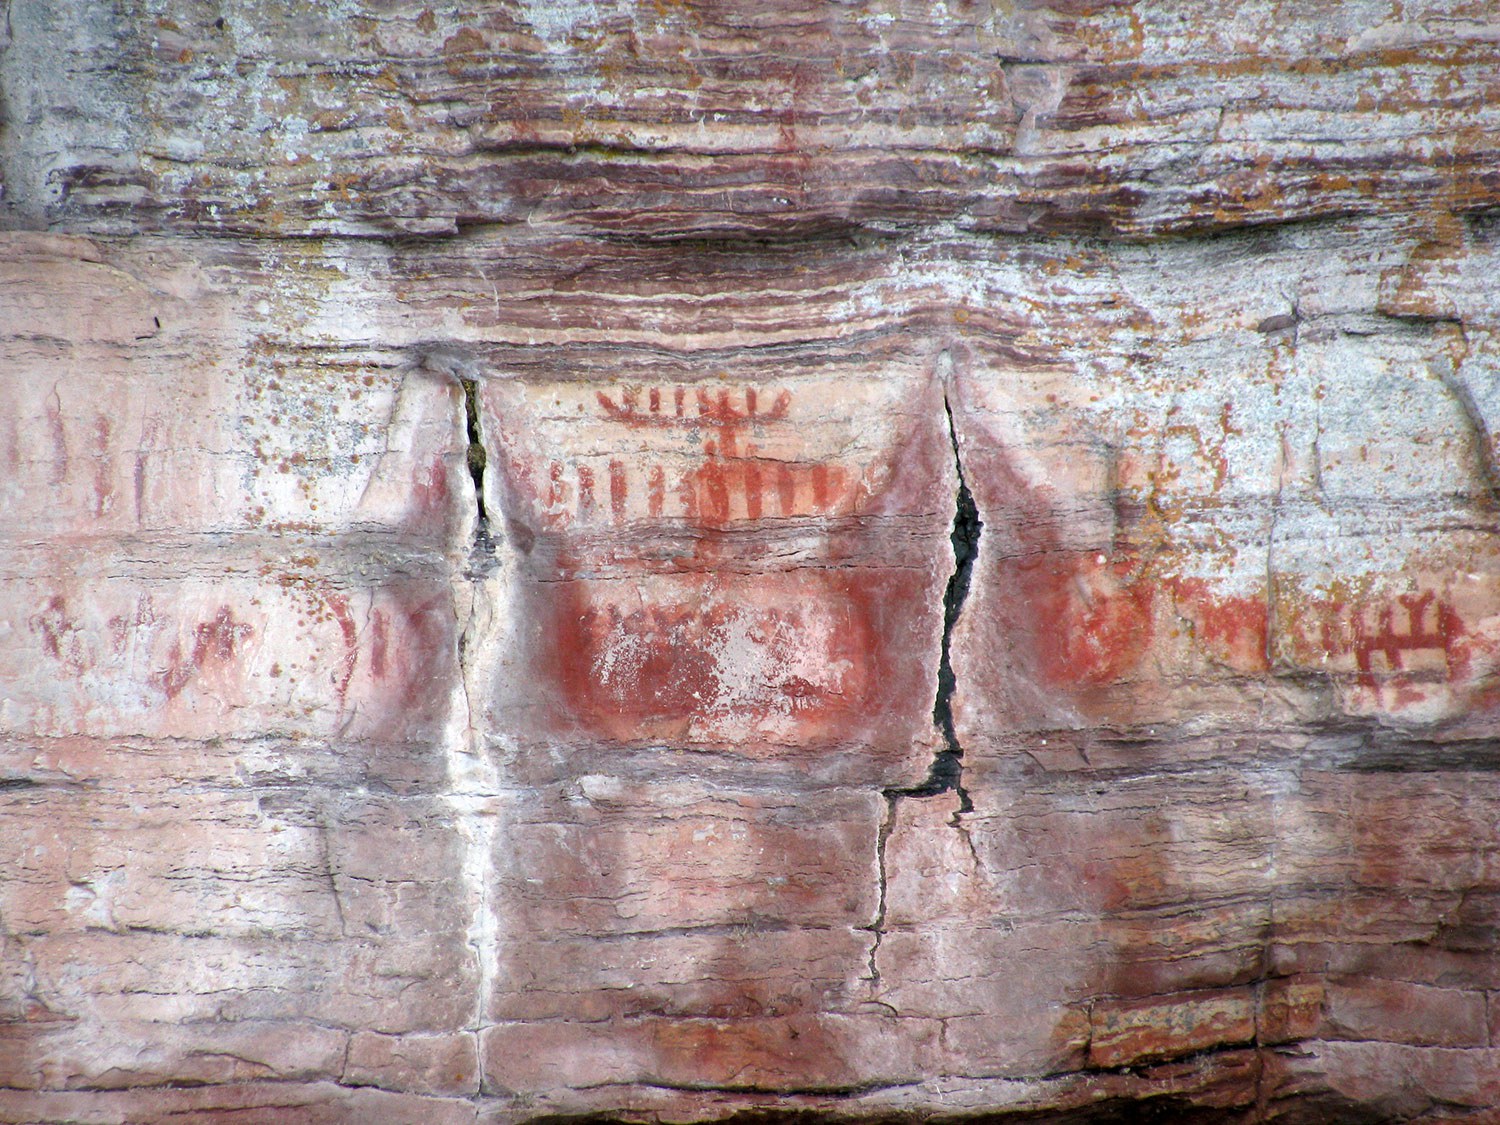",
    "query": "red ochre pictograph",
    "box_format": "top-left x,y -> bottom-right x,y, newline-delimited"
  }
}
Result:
532,386 -> 857,530
1168,575 -> 1483,716
1315,590 -> 1465,689
953,416 -> 1490,719
491,379 -> 939,749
